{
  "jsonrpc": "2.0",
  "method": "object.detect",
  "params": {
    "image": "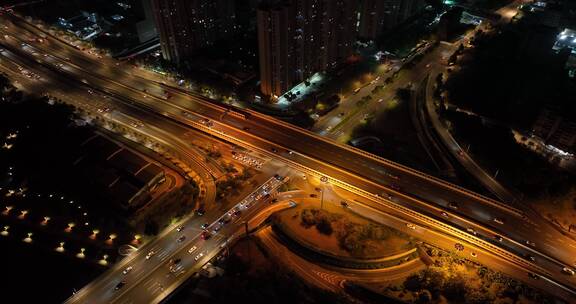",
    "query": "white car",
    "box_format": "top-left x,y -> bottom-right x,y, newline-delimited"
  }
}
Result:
188,245 -> 198,254
122,266 -> 133,275
145,251 -> 155,260
562,267 -> 575,276
493,218 -> 505,225
406,223 -> 416,230
194,252 -> 204,261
